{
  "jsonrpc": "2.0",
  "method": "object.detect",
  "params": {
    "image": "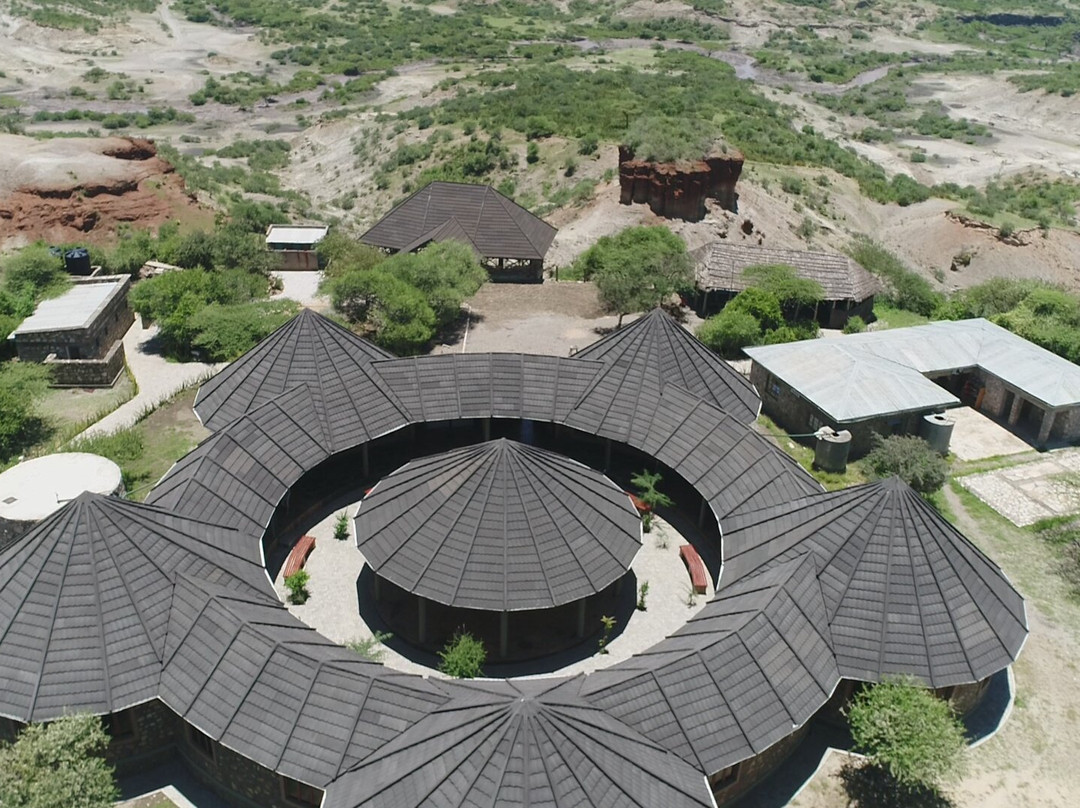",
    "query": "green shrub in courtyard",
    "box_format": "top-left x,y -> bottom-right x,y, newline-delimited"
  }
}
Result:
864,434 -> 948,495
438,631 -> 486,678
284,570 -> 310,605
